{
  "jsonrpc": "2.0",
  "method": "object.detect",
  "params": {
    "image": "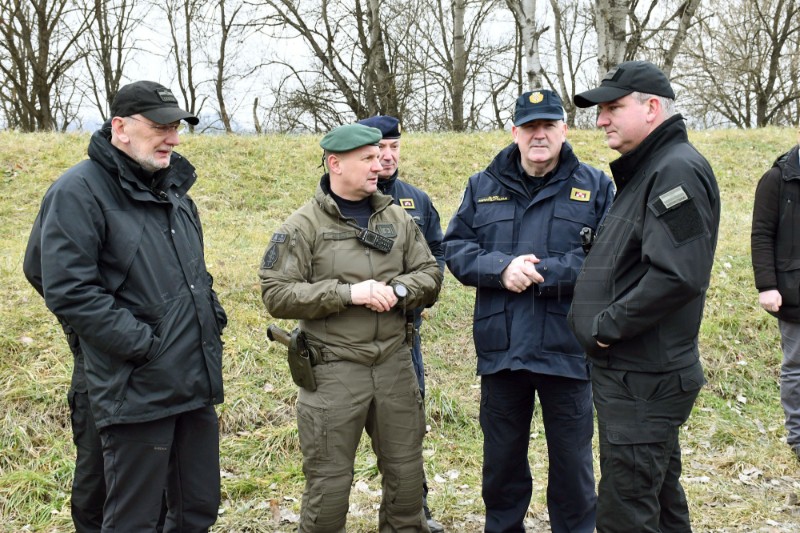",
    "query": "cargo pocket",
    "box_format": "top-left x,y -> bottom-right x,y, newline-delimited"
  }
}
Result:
296,402 -> 328,462
473,291 -> 508,353
603,422 -> 671,499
